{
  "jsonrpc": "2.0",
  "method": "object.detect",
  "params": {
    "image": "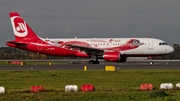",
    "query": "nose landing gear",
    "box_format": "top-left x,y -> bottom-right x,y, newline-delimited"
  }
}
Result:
149,61 -> 154,65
